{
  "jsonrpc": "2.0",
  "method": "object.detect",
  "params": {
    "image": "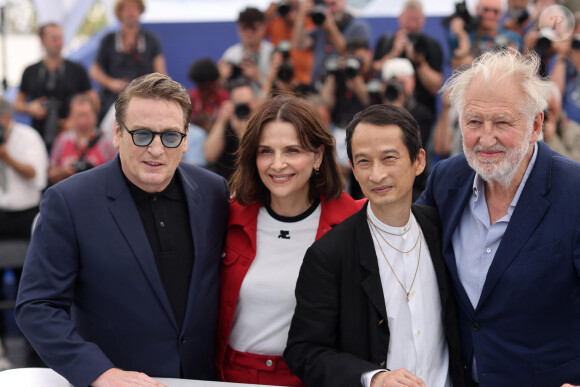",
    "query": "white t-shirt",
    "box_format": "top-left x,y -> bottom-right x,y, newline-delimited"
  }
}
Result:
0,122 -> 48,211
229,201 -> 321,356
